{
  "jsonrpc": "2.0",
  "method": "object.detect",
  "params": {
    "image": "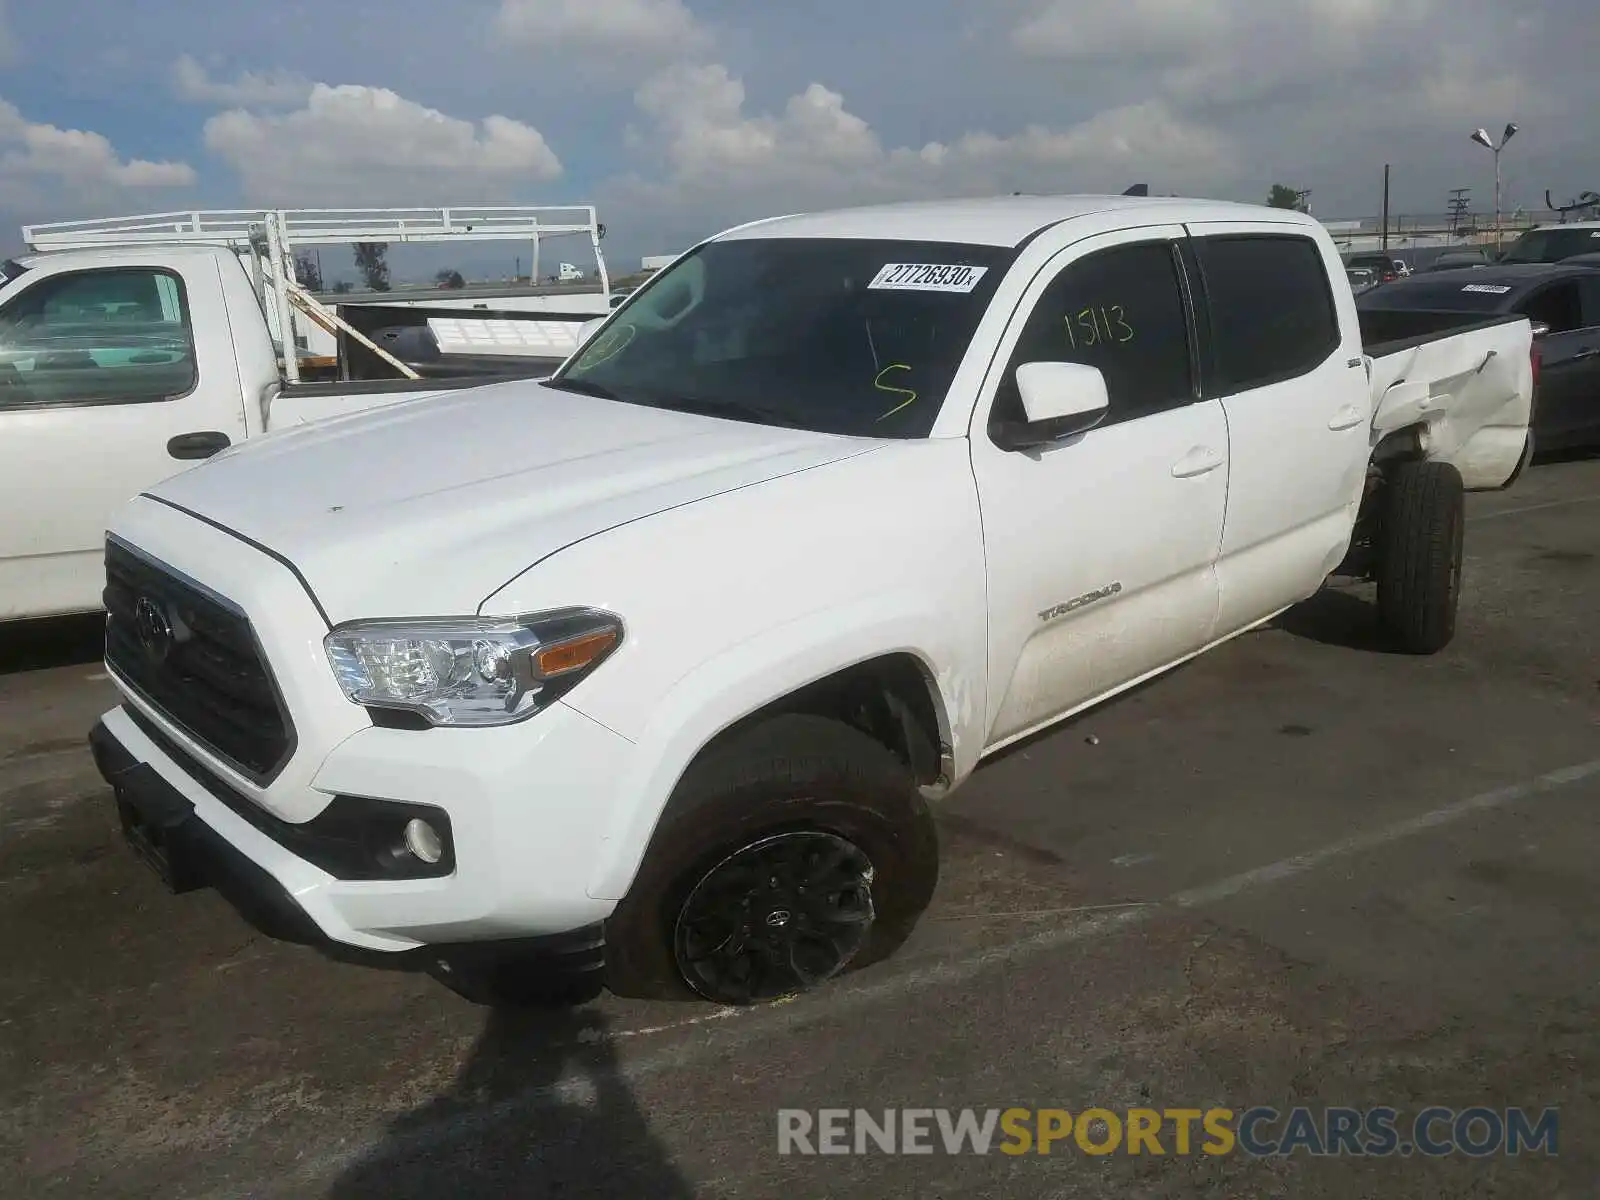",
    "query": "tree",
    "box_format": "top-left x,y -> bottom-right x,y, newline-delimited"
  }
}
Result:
1267,183 -> 1308,212
434,268 -> 466,289
353,242 -> 391,292
292,251 -> 324,292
